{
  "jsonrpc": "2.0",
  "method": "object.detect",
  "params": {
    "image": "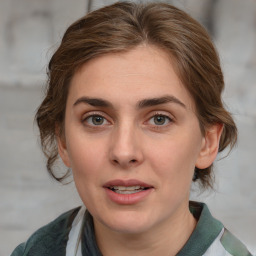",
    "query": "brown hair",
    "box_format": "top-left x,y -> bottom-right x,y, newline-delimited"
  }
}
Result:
36,1 -> 237,188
